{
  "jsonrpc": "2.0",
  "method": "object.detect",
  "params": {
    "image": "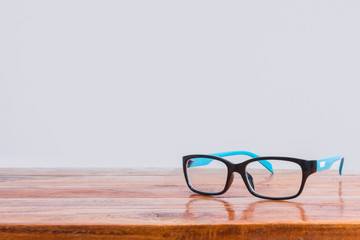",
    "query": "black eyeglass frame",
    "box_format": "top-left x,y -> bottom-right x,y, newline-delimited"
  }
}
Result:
182,155 -> 318,200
